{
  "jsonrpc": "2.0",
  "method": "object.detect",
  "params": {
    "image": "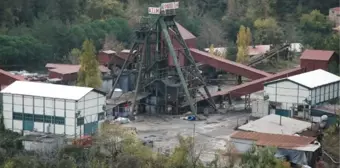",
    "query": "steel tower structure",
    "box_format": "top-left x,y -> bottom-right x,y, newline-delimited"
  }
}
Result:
108,2 -> 216,116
